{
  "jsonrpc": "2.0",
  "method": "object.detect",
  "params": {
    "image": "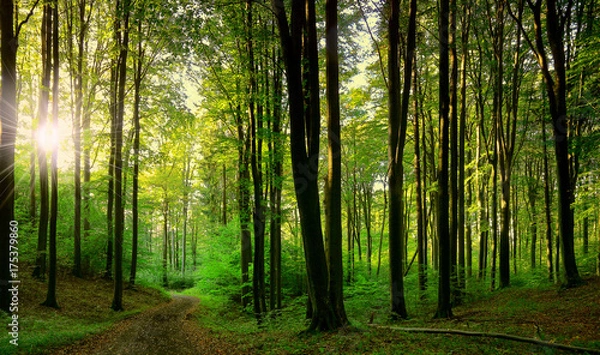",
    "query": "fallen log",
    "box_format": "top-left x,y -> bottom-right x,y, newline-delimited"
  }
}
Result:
368,324 -> 600,354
